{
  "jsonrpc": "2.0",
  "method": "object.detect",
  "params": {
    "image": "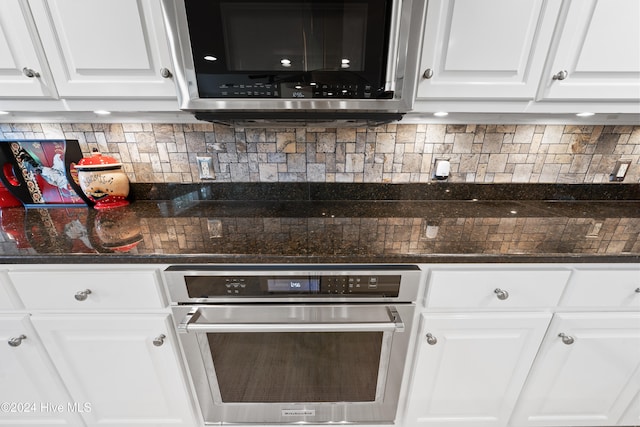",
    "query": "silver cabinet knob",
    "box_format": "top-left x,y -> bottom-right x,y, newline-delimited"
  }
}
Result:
558,333 -> 574,345
22,67 -> 40,78
635,288 -> 640,293
160,68 -> 172,78
8,334 -> 26,347
74,289 -> 92,301
423,68 -> 434,79
426,333 -> 437,345
494,288 -> 509,300
552,70 -> 568,80
153,334 -> 166,347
